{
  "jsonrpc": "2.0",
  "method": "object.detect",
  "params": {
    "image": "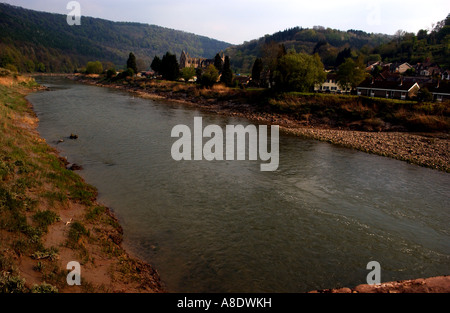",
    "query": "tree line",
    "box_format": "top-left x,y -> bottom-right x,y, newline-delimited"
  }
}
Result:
249,42 -> 367,93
